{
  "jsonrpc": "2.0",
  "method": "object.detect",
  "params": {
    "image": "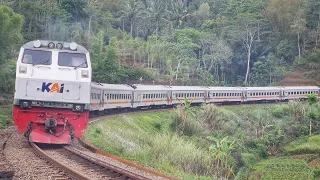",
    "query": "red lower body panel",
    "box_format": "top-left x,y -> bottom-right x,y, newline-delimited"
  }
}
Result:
13,106 -> 89,144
